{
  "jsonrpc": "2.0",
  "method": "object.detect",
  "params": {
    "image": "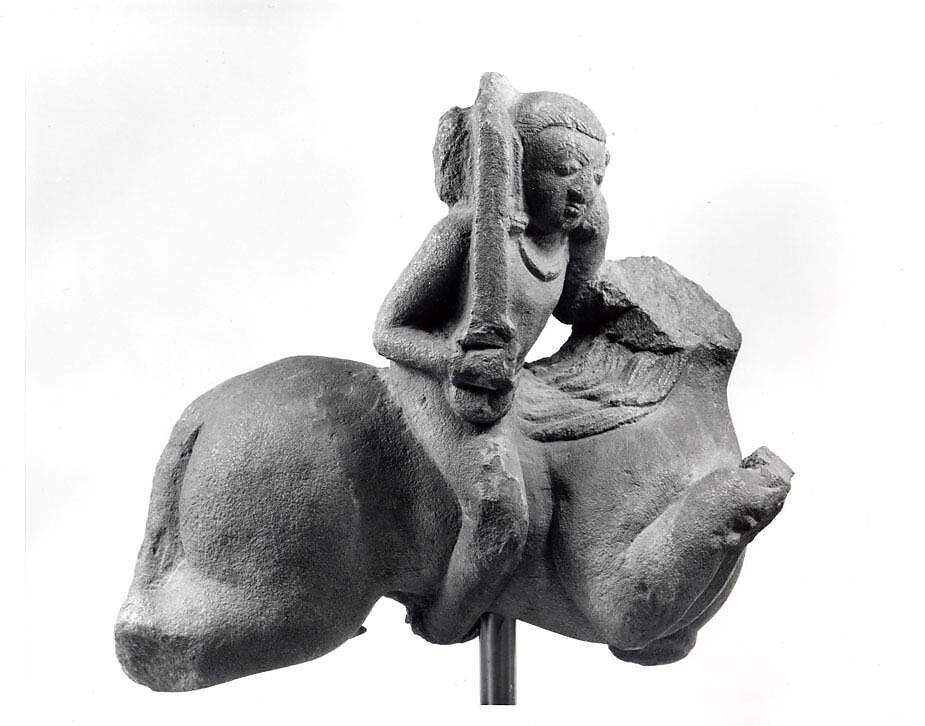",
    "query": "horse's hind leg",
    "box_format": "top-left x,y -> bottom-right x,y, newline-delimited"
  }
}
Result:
560,448 -> 791,654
